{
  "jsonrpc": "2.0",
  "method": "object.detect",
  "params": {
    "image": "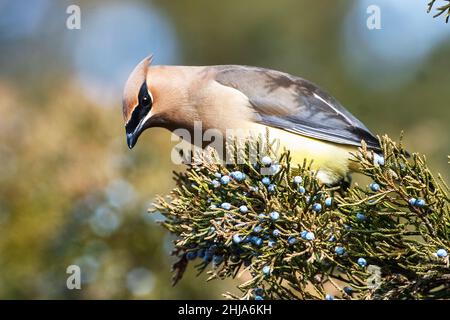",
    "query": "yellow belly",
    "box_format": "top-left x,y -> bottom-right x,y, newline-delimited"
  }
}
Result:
244,125 -> 357,185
